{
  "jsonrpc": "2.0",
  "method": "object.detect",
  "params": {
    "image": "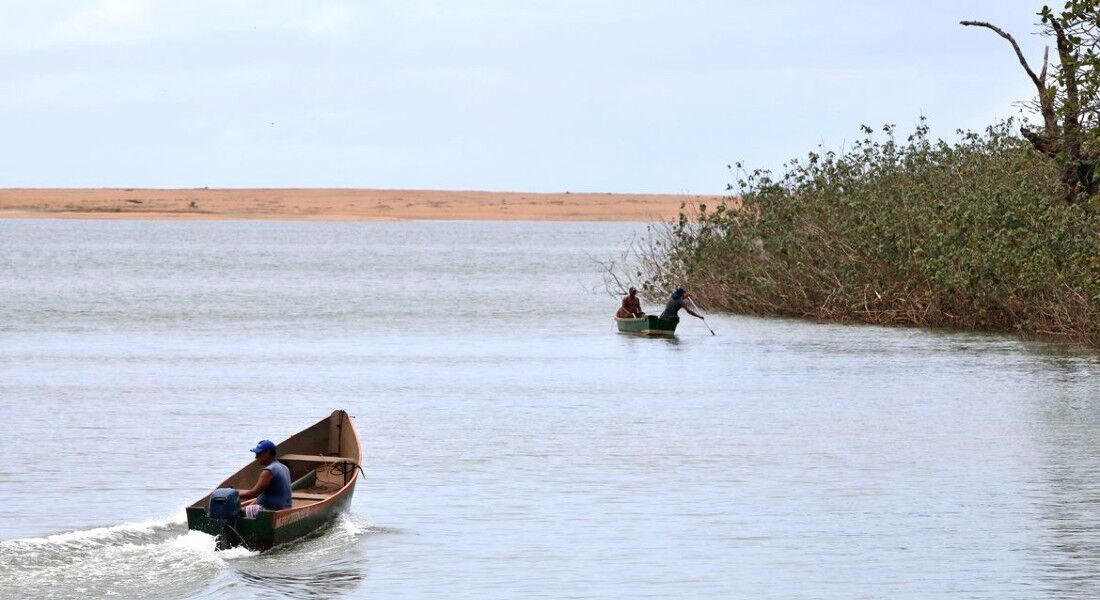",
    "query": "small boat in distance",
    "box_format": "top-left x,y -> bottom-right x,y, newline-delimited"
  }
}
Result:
186,410 -> 362,551
615,314 -> 679,337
